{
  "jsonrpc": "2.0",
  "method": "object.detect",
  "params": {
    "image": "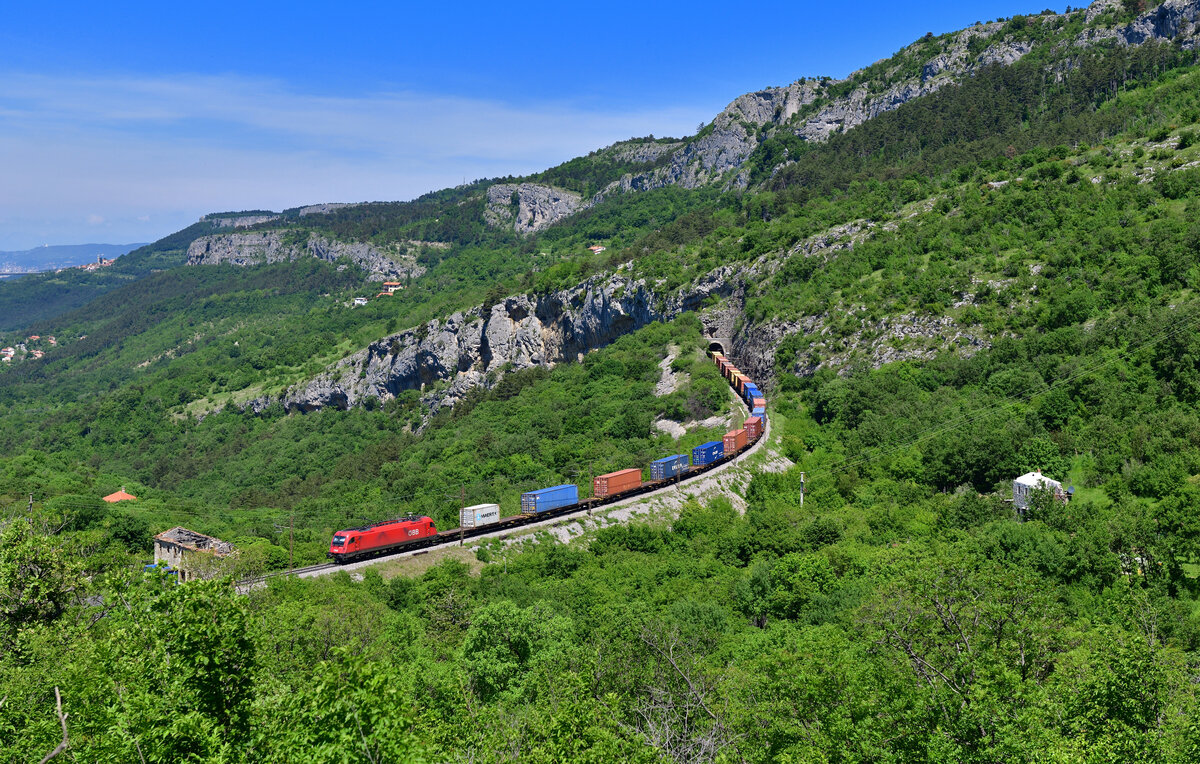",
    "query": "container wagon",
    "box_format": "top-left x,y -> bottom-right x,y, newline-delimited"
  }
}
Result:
521,484 -> 579,515
745,416 -> 763,440
752,397 -> 766,409
724,428 -> 748,452
651,454 -> 689,480
459,503 -> 501,528
752,406 -> 766,421
594,468 -> 642,497
692,440 -> 725,466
